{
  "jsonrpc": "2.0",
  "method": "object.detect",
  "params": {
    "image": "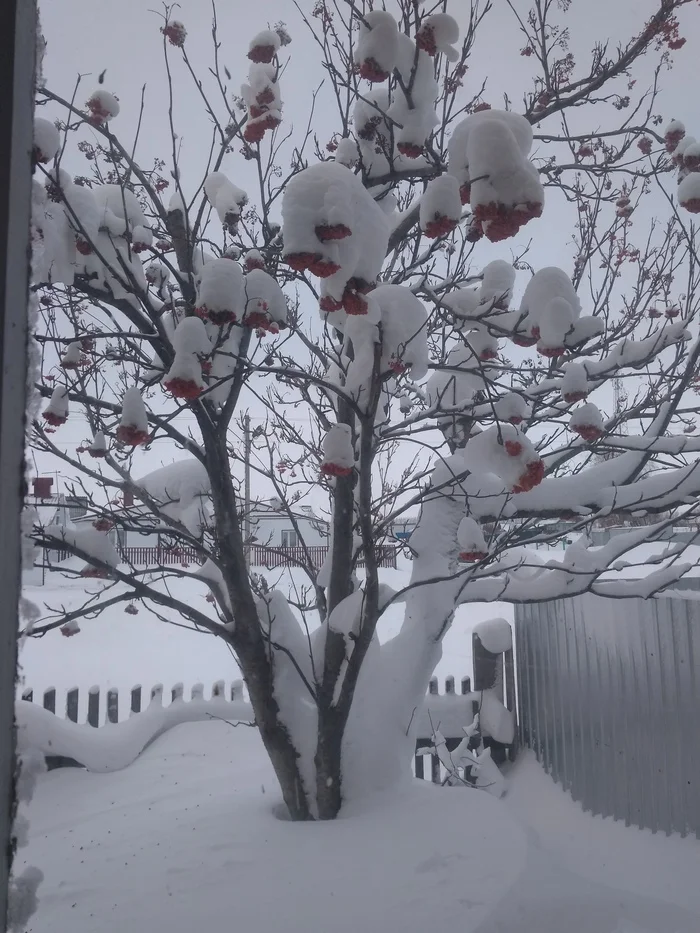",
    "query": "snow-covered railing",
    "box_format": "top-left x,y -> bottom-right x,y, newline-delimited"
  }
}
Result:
515,592 -> 700,837
17,675 -> 504,782
41,543 -> 399,570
